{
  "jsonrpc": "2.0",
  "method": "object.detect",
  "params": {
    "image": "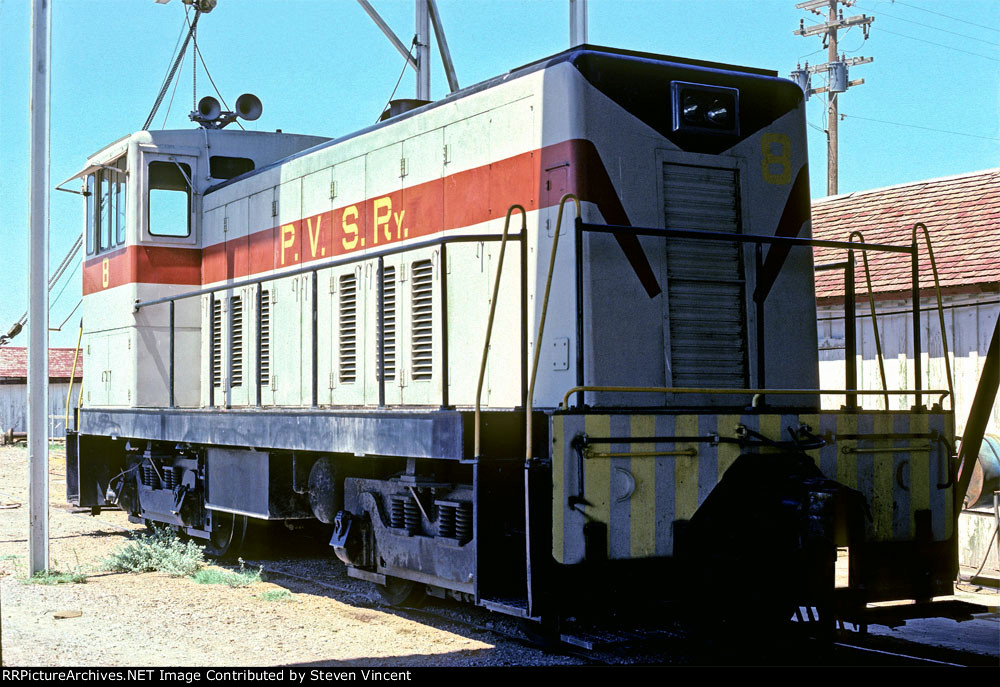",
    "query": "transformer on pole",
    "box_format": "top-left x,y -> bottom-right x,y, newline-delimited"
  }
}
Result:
793,0 -> 873,196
